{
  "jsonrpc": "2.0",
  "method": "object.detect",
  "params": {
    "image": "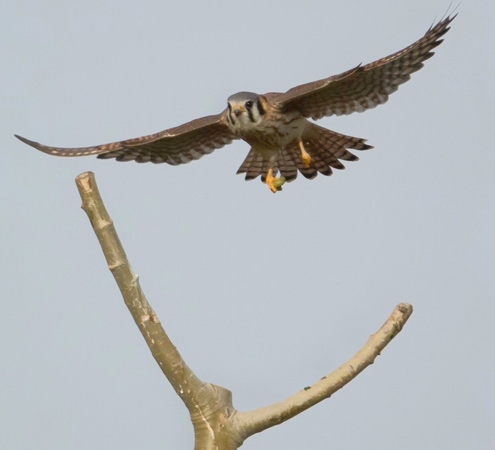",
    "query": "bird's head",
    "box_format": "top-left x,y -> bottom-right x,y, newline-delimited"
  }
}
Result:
227,92 -> 267,130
